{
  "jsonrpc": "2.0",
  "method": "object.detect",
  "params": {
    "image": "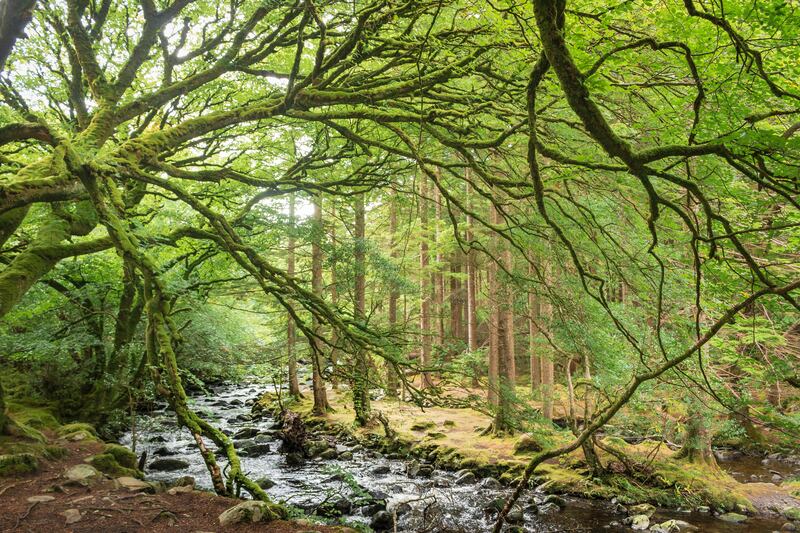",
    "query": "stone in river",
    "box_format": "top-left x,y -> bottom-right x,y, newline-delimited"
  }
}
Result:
149,458 -> 190,471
